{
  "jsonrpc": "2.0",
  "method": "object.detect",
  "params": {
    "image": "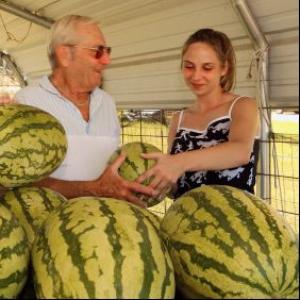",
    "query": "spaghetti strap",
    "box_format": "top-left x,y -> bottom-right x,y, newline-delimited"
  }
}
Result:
228,96 -> 246,117
177,110 -> 184,131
